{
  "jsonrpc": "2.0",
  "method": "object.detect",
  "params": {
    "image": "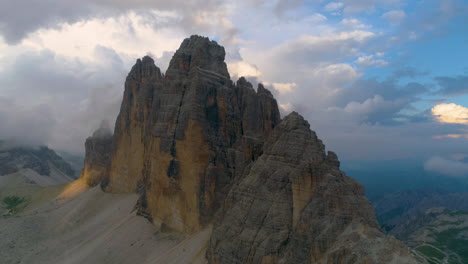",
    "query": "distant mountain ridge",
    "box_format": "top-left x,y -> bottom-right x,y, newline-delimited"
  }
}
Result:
373,190 -> 468,264
0,142 -> 75,178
